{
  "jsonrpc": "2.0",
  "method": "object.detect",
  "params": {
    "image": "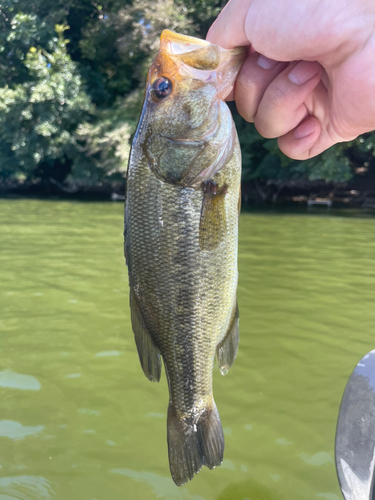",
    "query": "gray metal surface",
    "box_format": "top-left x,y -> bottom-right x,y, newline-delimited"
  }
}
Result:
336,350 -> 375,500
